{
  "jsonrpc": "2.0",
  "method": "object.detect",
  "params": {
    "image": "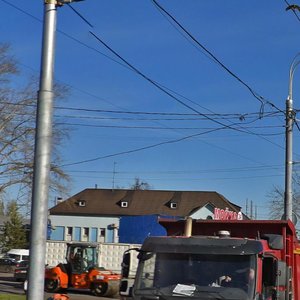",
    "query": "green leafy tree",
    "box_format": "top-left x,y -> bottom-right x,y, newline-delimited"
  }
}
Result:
0,201 -> 27,252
